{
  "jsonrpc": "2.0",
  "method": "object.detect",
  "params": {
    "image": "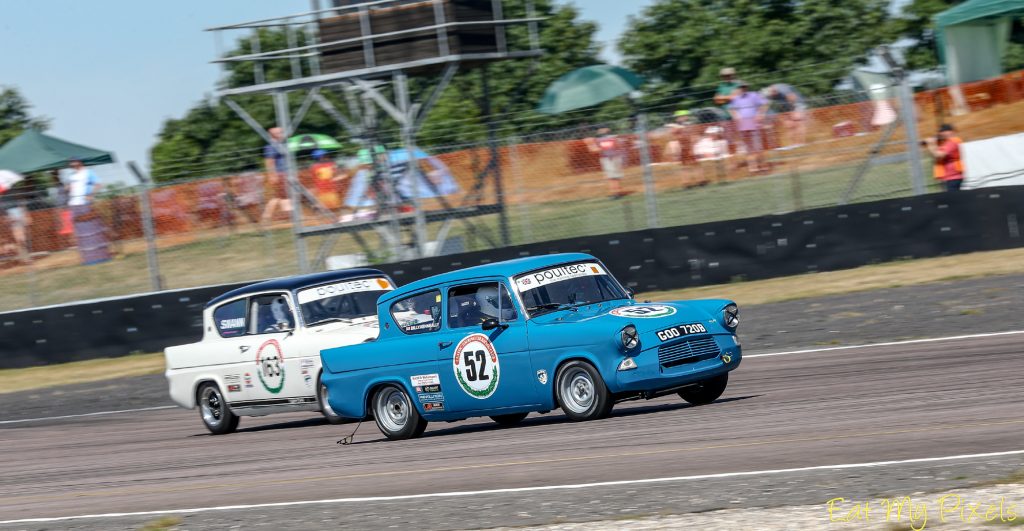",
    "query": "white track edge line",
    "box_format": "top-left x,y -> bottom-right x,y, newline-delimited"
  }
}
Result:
745,329 -> 1024,359
5,449 -> 1024,524
0,405 -> 175,425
